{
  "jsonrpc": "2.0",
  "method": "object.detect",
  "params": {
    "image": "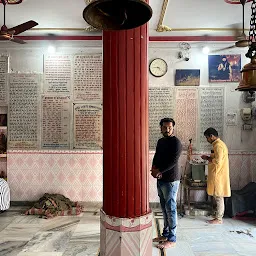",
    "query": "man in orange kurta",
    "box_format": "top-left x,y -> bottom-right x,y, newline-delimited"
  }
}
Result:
201,127 -> 231,224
